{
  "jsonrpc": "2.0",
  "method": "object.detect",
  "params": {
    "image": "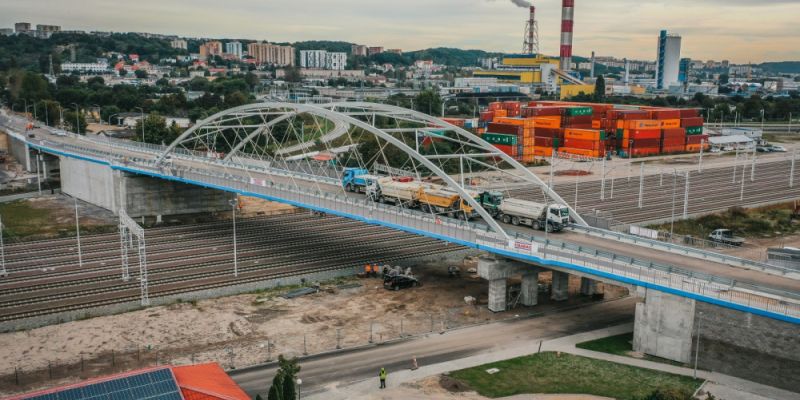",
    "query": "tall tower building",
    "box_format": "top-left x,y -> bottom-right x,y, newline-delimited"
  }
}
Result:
656,30 -> 682,89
